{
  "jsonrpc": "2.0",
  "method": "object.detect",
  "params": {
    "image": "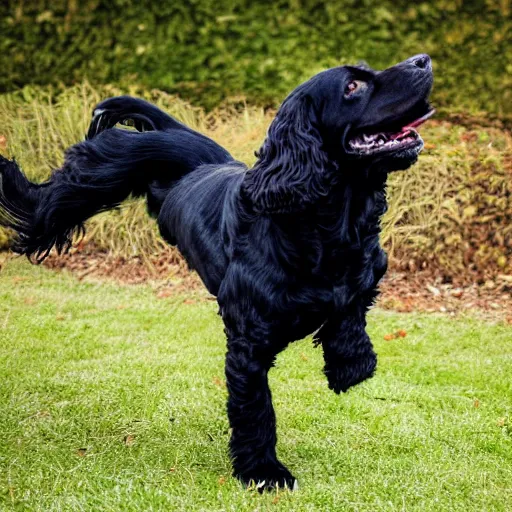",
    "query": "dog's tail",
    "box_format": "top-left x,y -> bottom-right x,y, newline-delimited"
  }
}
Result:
0,100 -> 232,262
86,96 -> 188,139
